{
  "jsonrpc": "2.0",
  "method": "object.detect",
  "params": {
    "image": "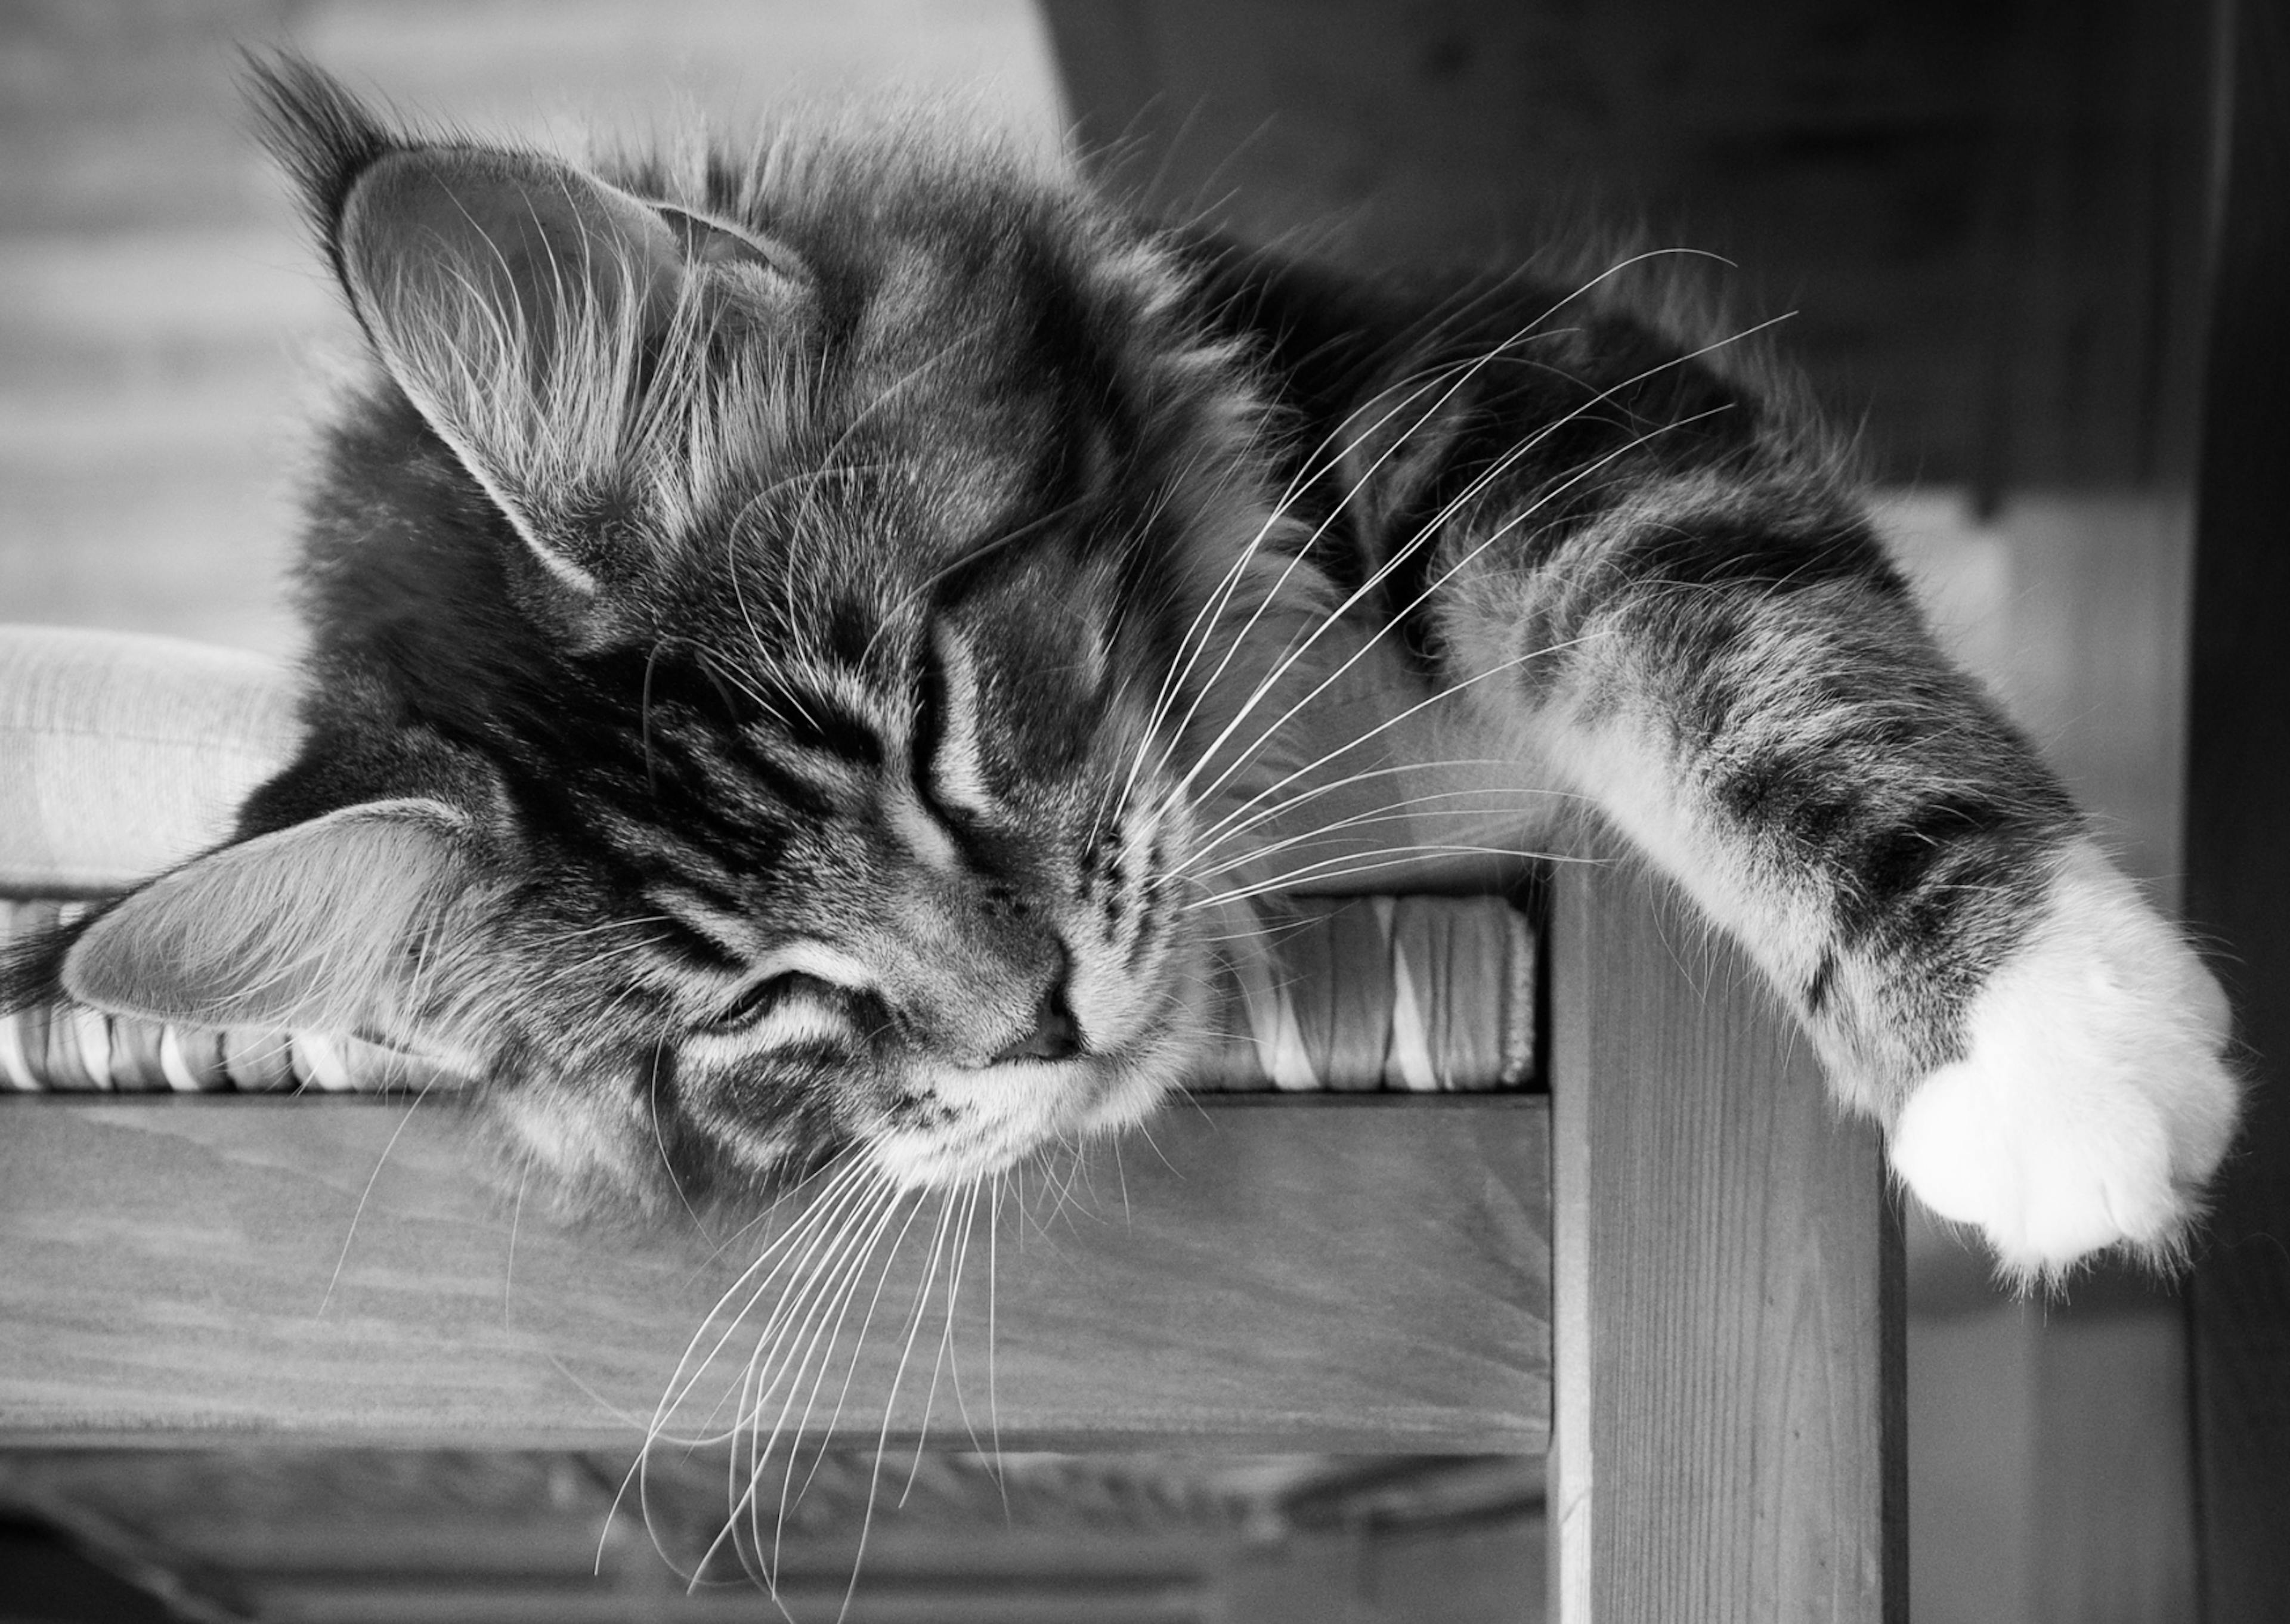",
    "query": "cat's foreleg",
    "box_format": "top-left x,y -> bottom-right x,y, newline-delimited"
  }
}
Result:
1441,475 -> 2241,1284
